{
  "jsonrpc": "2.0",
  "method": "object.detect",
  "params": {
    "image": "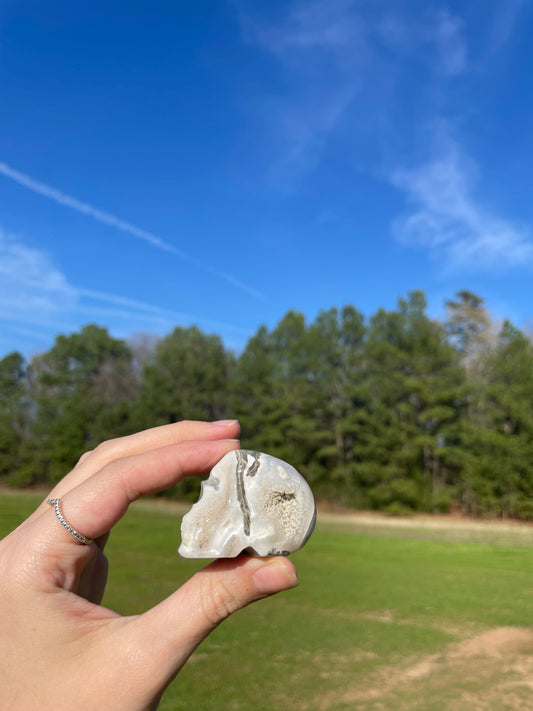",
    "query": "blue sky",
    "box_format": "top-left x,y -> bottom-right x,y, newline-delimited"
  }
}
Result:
1,0 -> 532,358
